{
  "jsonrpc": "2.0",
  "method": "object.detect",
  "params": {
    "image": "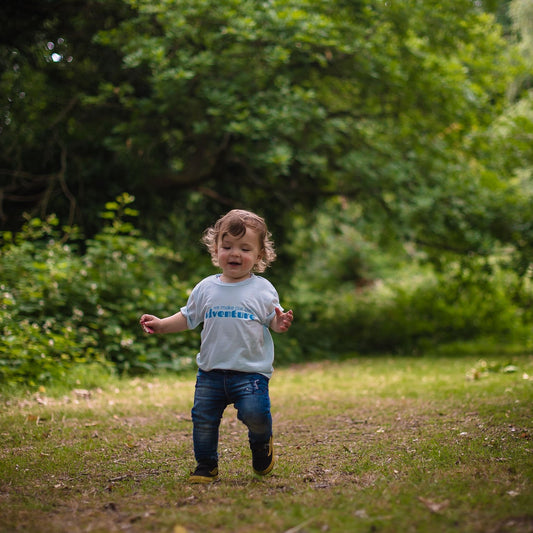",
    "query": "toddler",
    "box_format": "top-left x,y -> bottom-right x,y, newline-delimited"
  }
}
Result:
140,209 -> 293,483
